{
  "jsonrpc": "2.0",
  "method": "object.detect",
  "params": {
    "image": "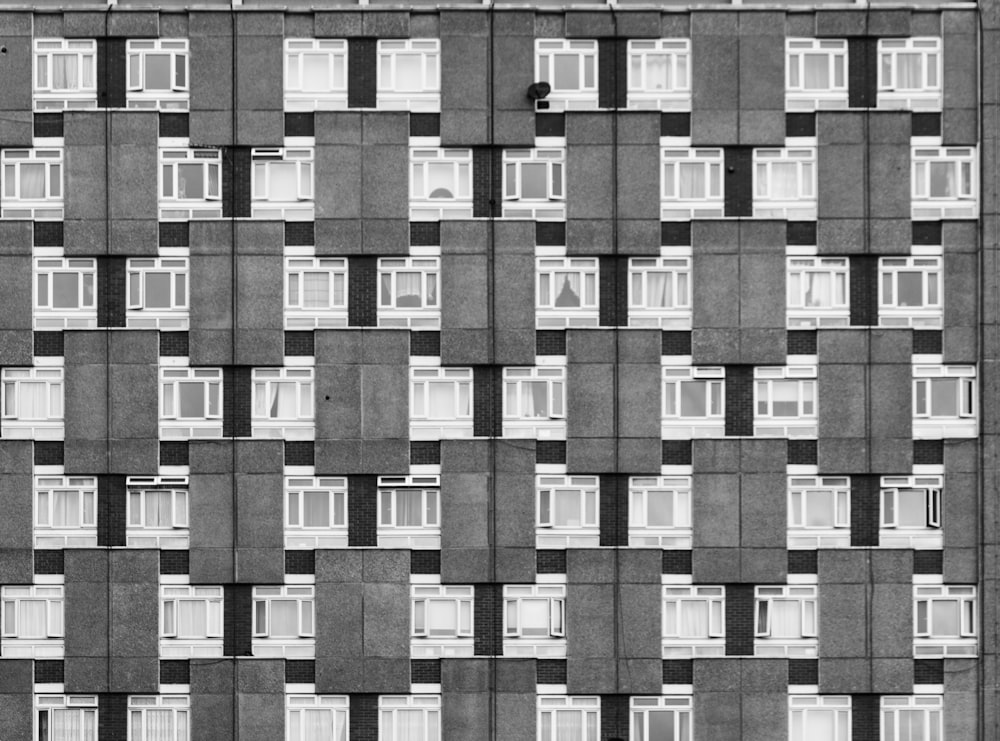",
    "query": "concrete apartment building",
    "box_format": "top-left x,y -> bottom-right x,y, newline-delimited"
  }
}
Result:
0,0 -> 997,738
